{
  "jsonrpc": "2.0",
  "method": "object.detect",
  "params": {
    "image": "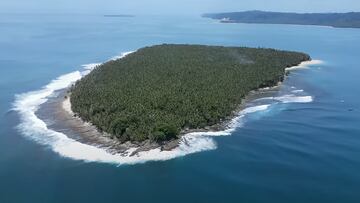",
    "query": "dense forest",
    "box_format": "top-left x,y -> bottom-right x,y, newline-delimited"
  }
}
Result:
203,11 -> 360,28
70,44 -> 310,142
